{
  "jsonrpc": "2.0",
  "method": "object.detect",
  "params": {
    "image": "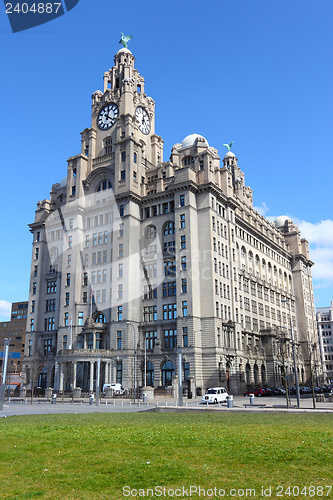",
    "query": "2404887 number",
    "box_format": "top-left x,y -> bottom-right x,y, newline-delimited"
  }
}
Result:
276,485 -> 332,496
6,3 -> 62,14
